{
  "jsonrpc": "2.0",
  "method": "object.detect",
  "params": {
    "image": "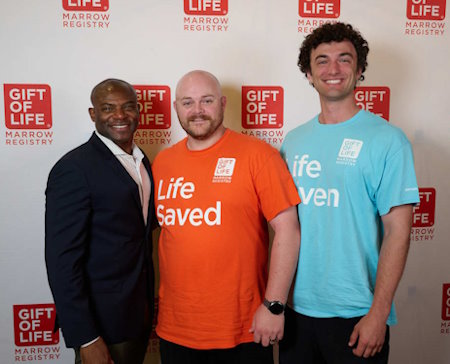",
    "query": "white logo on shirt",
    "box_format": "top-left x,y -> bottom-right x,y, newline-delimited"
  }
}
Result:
213,158 -> 236,183
337,139 -> 363,166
